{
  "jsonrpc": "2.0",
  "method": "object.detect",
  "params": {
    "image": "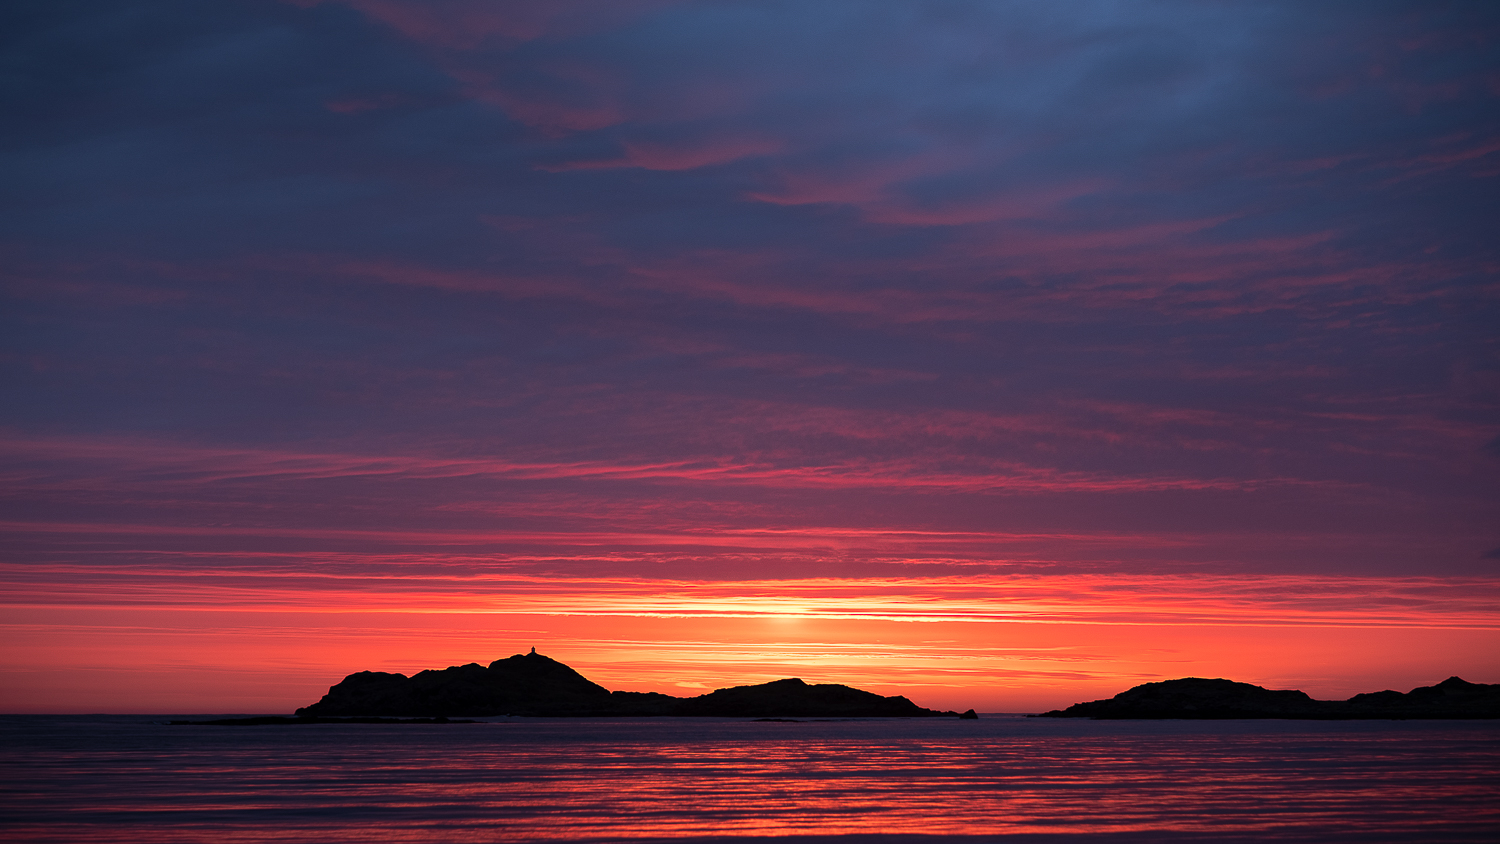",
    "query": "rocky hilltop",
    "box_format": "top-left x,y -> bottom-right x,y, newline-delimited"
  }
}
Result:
1036,676 -> 1500,719
672,678 -> 933,718
297,650 -> 958,718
